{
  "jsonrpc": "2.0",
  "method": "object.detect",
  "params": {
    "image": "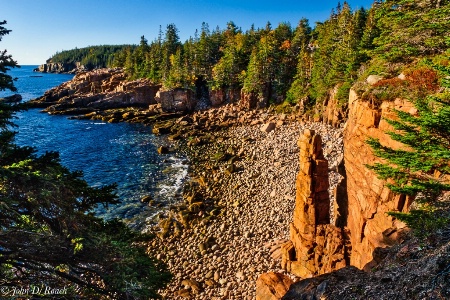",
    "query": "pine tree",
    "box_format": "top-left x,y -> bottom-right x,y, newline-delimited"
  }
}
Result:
372,0 -> 450,62
0,20 -> 19,92
161,24 -> 181,84
211,24 -> 249,91
286,18 -> 312,104
367,63 -> 450,237
0,22 -> 171,298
